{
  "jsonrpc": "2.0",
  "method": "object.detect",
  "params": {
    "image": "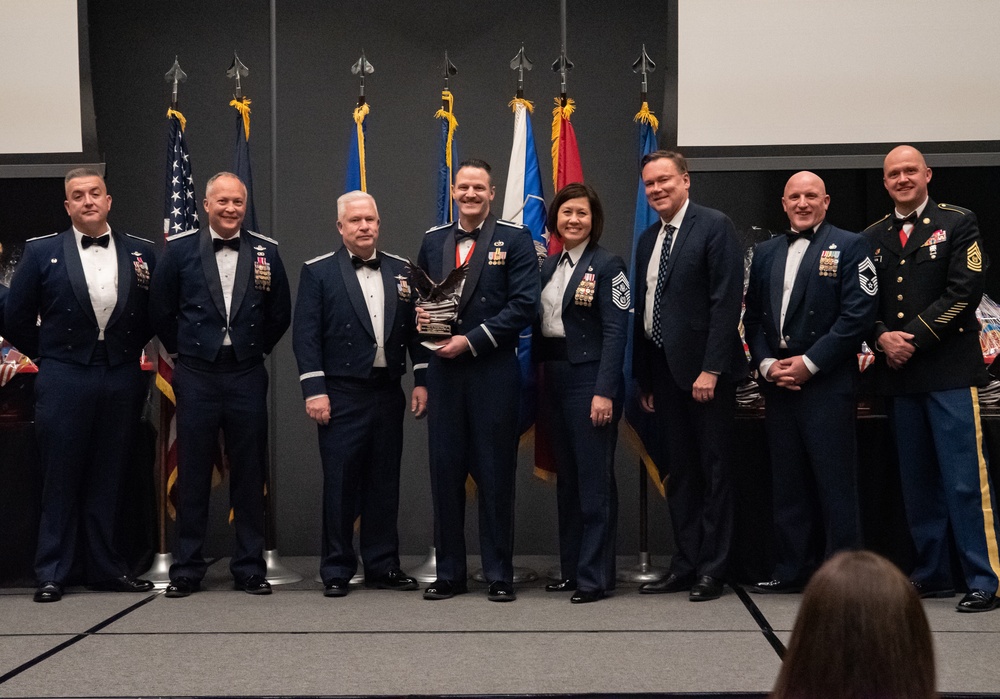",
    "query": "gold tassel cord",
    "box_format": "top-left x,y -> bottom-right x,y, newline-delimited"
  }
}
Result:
633,101 -> 660,132
508,97 -> 535,114
229,97 -> 252,141
353,103 -> 370,192
551,97 -> 576,190
166,108 -> 187,132
434,89 -> 459,221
